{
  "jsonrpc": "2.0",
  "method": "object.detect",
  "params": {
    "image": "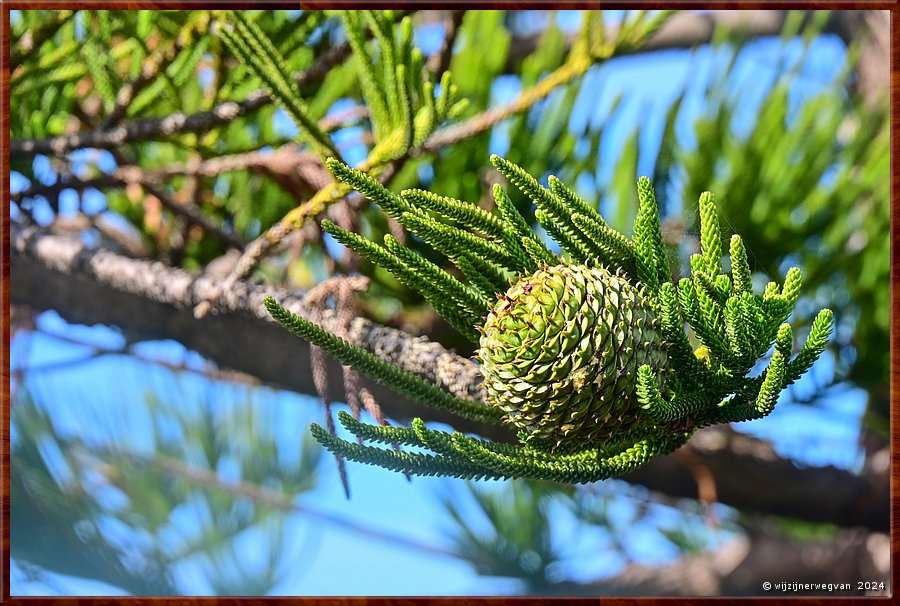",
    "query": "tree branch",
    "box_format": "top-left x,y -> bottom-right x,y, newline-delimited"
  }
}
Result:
11,224 -> 491,436
504,10 -> 868,70
503,10 -> 792,70
9,40 -> 352,157
11,109 -> 364,205
502,10 -> 887,106
9,9 -> 413,159
9,226 -> 888,531
623,425 -> 889,532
